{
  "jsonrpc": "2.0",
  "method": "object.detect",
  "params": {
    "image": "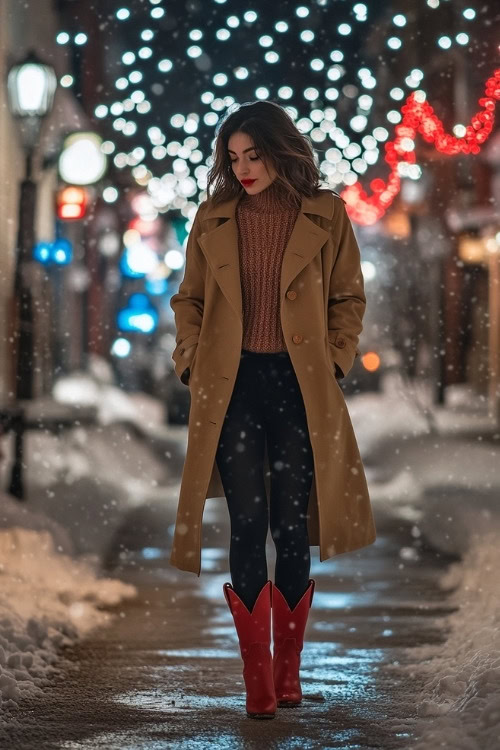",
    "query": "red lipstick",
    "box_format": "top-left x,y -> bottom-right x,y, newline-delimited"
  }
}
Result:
241,179 -> 257,186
